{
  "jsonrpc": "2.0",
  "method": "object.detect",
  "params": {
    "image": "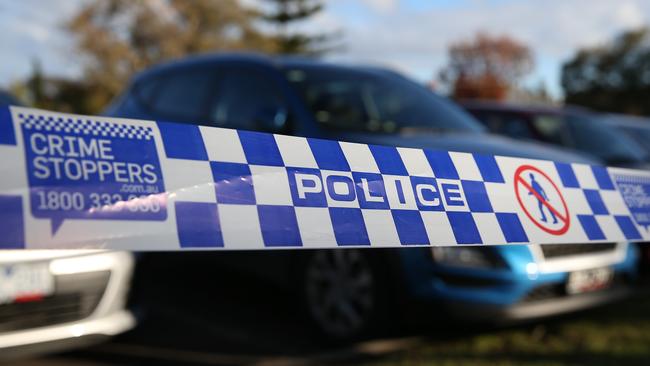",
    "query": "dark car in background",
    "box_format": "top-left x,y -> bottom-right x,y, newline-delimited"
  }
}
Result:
601,114 -> 650,156
461,100 -> 650,169
107,54 -> 638,341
